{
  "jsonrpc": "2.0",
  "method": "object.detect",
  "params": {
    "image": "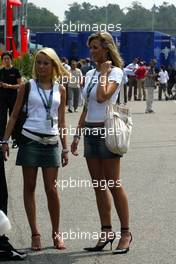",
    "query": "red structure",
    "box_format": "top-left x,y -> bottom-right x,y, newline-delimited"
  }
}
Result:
0,0 -> 28,58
